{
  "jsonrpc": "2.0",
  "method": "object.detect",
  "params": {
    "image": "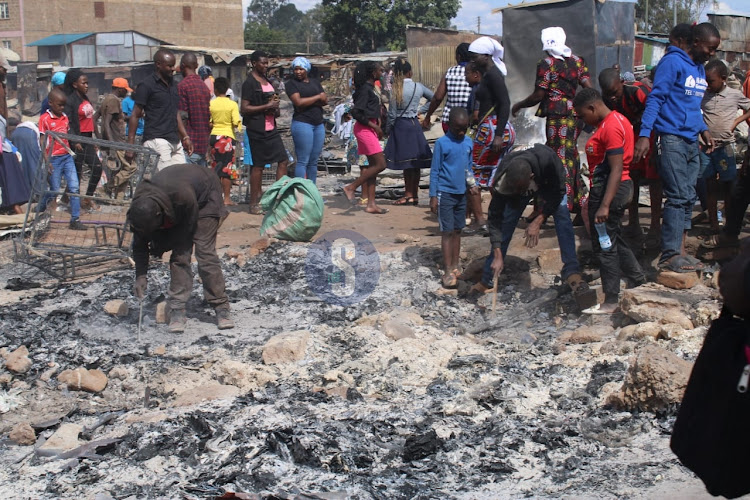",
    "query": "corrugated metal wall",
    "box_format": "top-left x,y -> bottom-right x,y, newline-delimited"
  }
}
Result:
407,46 -> 456,91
